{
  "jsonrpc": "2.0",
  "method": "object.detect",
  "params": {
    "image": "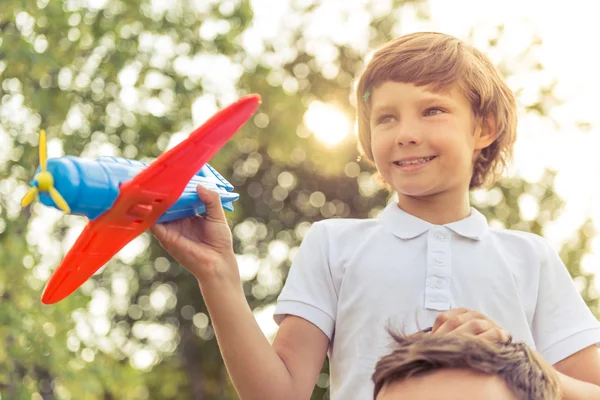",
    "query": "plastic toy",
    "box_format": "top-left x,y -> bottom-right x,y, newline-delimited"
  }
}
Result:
21,94 -> 261,305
